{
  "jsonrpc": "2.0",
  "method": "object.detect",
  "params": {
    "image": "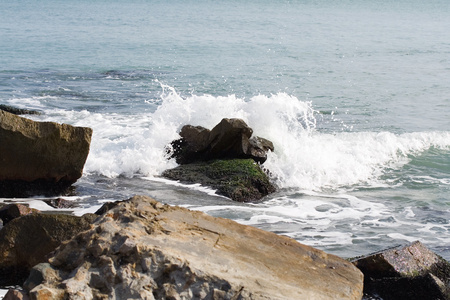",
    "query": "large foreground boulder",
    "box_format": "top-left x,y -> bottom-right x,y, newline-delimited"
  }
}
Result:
0,213 -> 96,286
25,195 -> 364,299
169,118 -> 274,164
353,241 -> 450,299
162,158 -> 276,202
0,110 -> 92,197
